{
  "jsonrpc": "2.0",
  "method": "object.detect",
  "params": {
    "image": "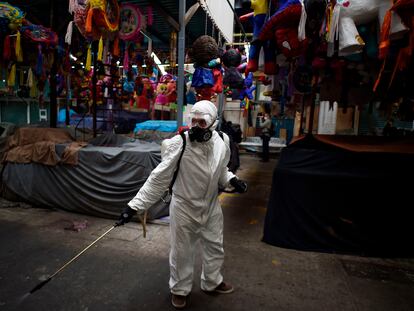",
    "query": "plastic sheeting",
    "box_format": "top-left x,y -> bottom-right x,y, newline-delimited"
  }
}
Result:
263,135 -> 414,256
2,134 -> 169,220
